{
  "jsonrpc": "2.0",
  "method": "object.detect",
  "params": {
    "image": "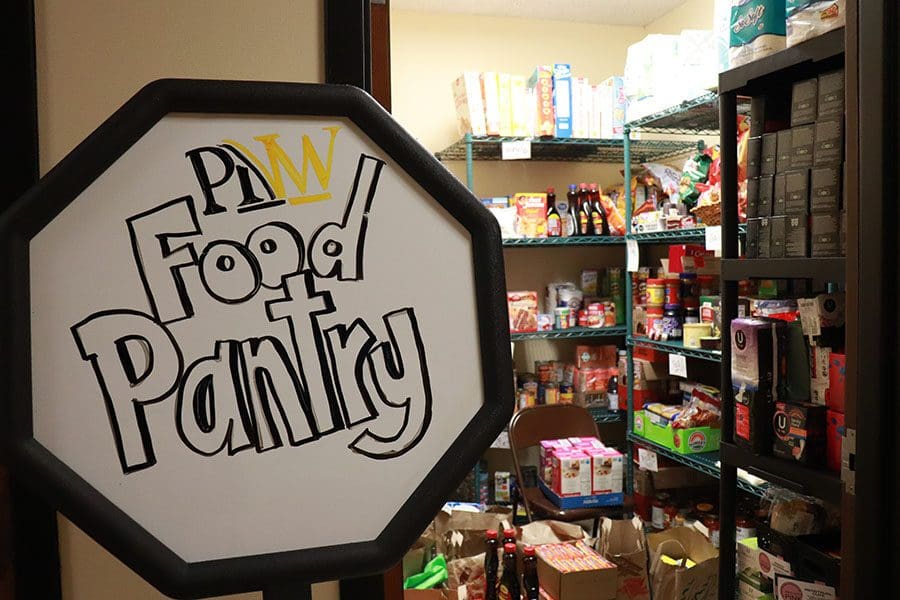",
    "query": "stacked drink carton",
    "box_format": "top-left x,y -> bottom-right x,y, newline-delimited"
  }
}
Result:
538,436 -> 623,508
